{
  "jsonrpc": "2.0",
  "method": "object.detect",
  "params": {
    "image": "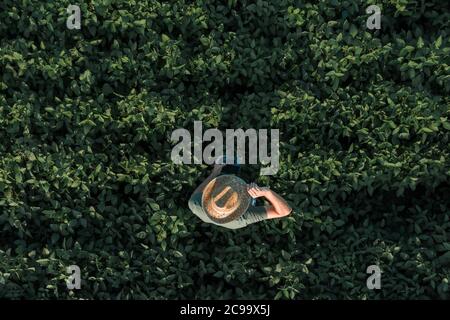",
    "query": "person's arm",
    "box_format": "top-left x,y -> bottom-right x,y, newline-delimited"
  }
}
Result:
247,183 -> 292,219
191,164 -> 224,196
